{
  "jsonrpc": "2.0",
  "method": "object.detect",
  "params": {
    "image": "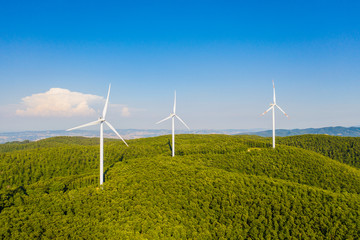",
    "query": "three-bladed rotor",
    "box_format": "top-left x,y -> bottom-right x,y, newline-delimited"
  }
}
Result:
261,81 -> 288,118
66,84 -> 128,146
156,91 -> 190,130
